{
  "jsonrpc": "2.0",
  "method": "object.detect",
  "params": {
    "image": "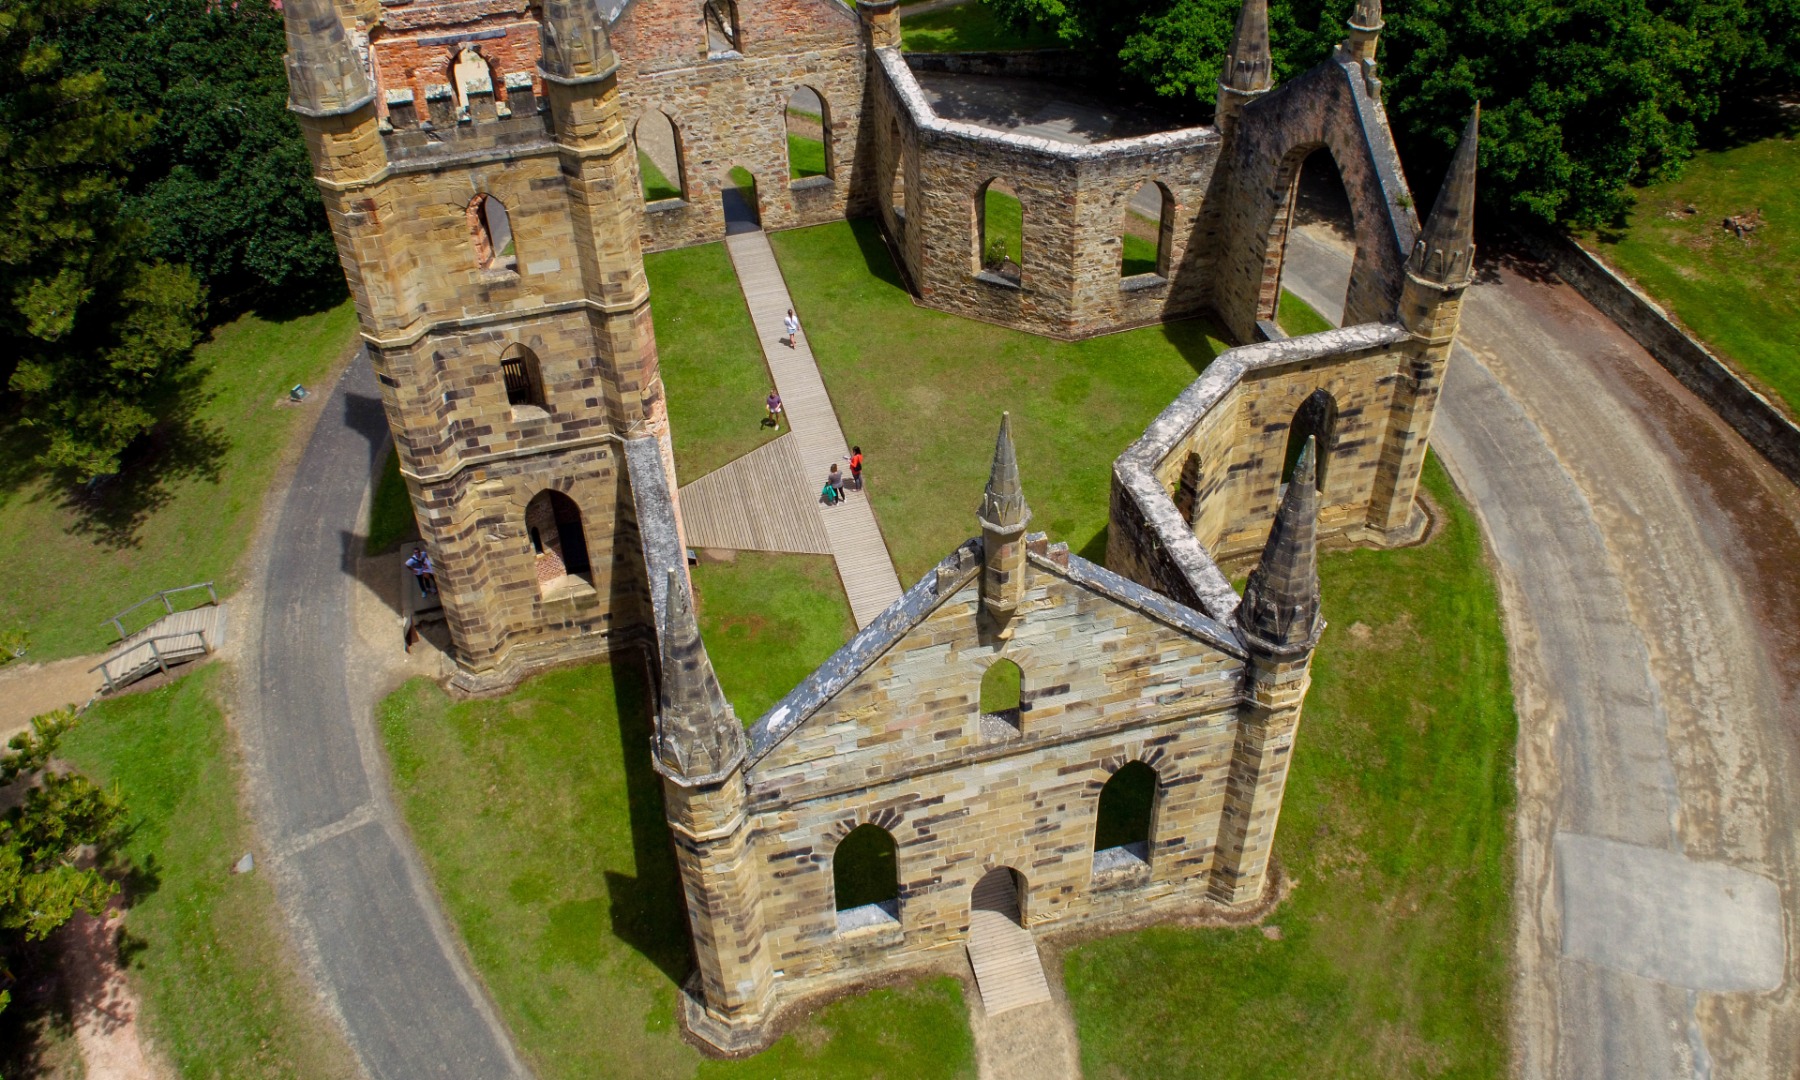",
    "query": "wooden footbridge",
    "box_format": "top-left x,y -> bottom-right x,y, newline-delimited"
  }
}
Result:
91,583 -> 225,692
